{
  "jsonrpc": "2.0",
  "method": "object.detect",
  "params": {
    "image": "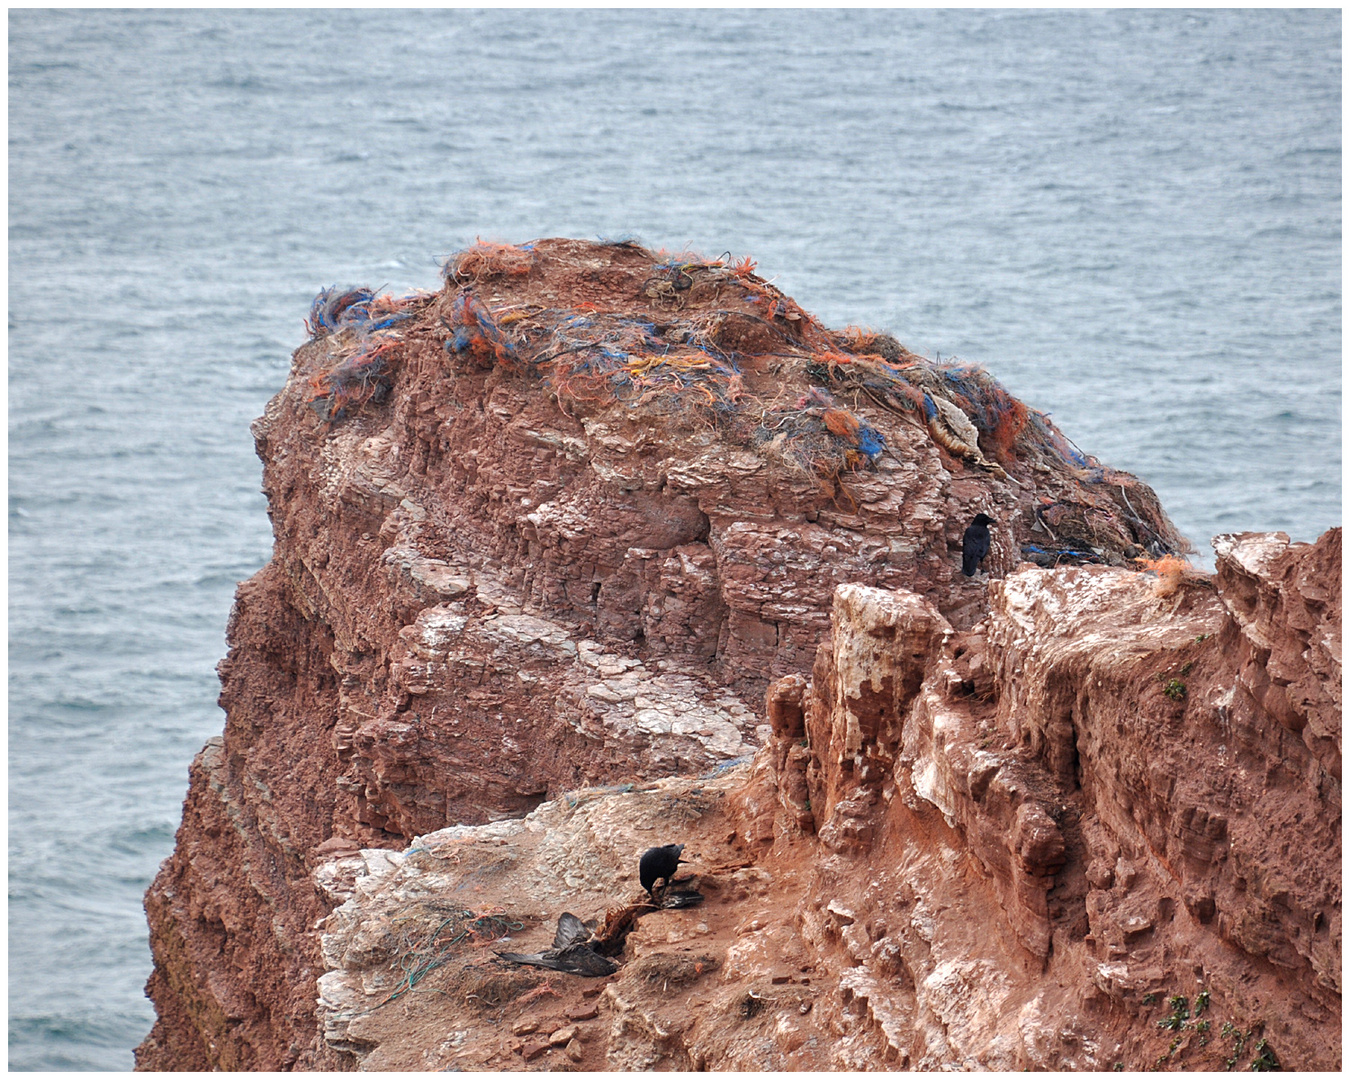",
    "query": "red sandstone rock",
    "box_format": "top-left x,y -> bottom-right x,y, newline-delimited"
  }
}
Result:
136,239 -> 1335,1071
520,1038 -> 549,1061
548,1025 -> 578,1047
297,533 -> 1337,1070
